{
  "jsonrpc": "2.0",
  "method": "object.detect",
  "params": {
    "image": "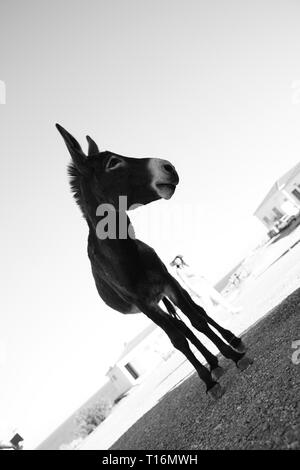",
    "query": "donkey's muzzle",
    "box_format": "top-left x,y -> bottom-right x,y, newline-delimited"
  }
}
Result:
161,162 -> 179,184
148,158 -> 179,200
